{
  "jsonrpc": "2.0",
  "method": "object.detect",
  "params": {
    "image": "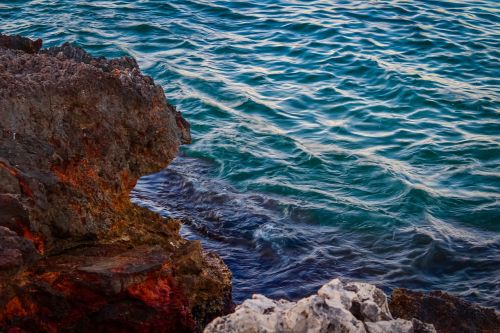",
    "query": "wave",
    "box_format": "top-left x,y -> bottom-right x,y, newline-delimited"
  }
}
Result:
132,156 -> 500,307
